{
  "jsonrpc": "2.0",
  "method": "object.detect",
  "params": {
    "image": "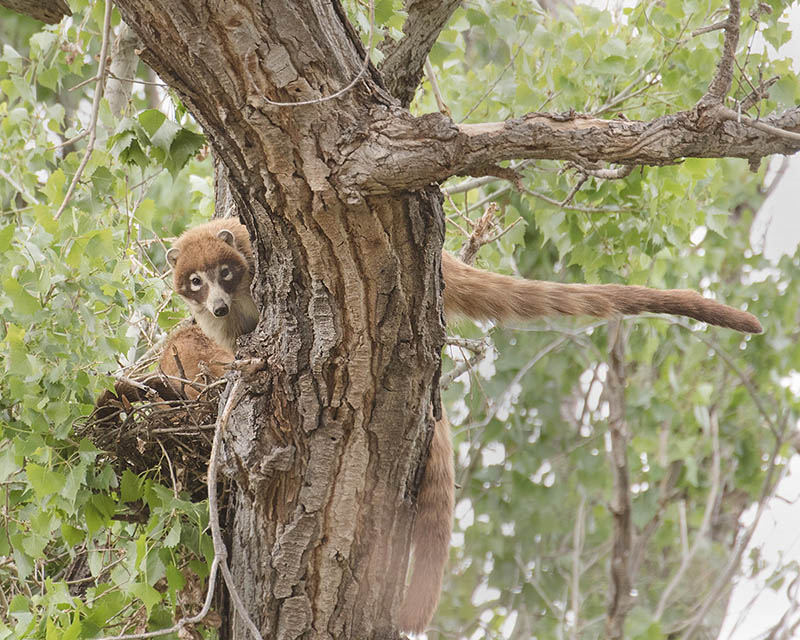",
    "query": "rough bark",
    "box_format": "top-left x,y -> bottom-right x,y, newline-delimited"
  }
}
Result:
378,0 -> 462,107
112,2 -> 445,638
336,106 -> 800,195
0,0 -> 69,23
